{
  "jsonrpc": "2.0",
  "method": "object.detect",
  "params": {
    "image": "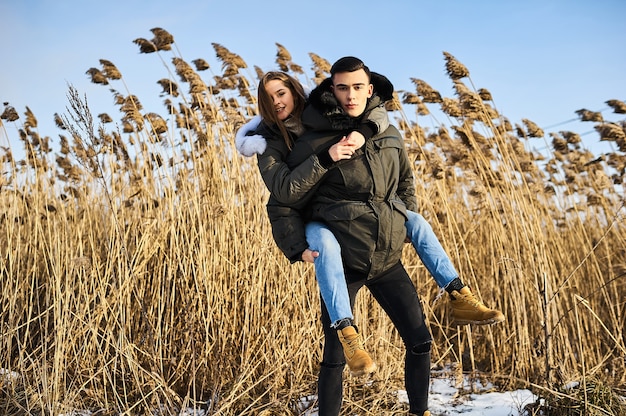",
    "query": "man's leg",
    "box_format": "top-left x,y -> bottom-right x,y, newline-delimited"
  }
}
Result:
366,263 -> 432,415
317,300 -> 346,416
405,211 -> 505,326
